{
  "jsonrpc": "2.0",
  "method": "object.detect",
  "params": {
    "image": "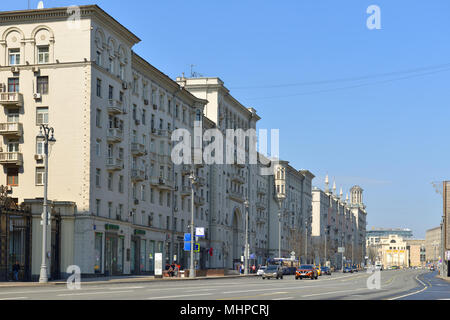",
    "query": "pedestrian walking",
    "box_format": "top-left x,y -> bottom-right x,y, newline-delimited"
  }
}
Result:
12,261 -> 20,281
